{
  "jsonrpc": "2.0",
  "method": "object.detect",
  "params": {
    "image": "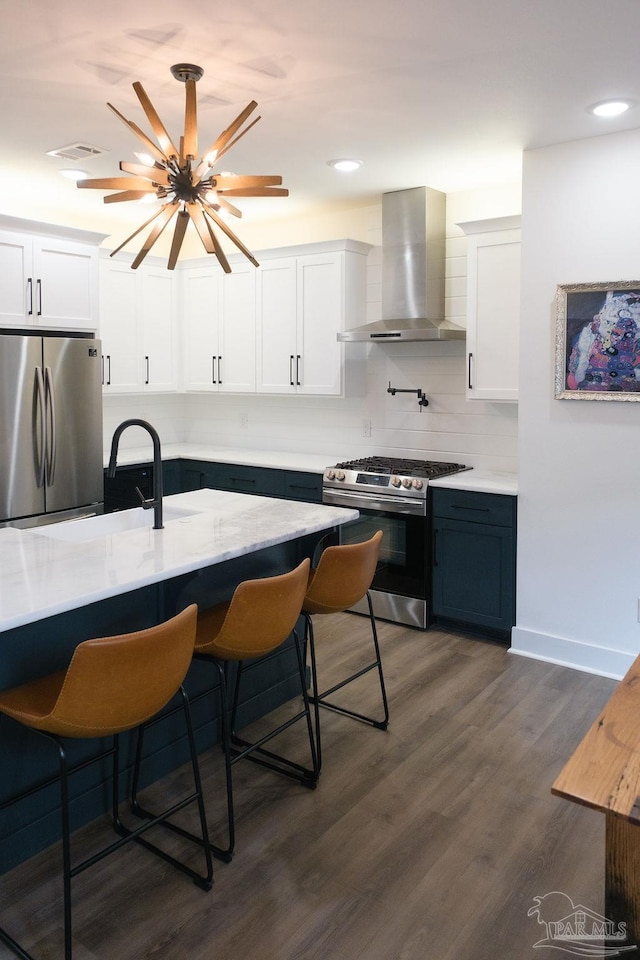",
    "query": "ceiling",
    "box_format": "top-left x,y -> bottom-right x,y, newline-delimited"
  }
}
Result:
2,0 -> 639,246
